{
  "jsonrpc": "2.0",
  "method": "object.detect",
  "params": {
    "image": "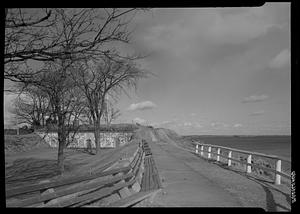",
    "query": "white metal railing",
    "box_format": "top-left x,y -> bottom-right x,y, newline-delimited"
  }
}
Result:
195,142 -> 291,185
